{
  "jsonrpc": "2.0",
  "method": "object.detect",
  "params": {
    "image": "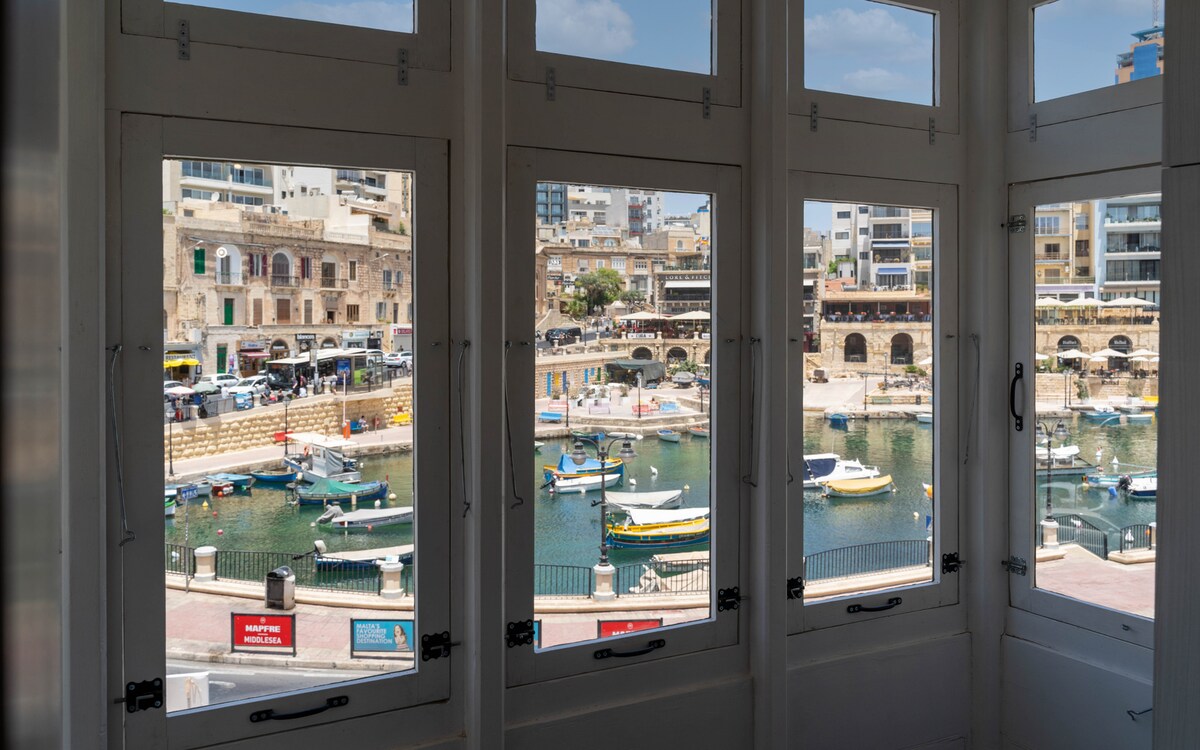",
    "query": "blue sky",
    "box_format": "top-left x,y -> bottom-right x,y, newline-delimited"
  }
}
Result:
1034,0 -> 1163,101
536,0 -> 713,74
182,1 -> 414,32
